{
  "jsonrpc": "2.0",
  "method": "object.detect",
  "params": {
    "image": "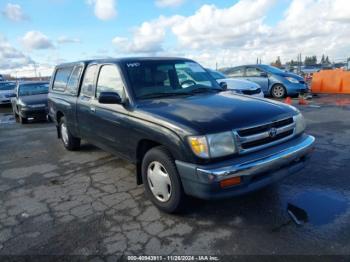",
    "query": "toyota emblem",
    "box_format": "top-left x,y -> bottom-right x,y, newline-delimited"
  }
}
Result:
269,128 -> 278,138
